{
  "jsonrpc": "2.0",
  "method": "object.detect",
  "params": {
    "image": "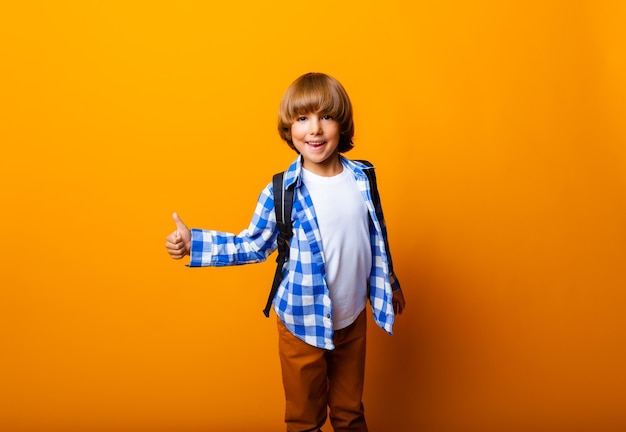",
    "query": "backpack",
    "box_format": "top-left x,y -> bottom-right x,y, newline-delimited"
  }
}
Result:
262,160 -> 395,317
